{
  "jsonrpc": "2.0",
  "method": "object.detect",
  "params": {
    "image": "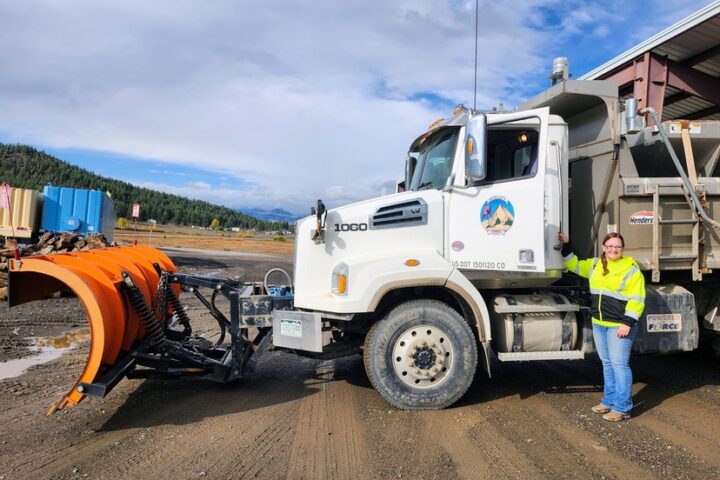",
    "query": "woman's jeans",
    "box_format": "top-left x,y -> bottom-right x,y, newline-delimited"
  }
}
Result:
592,323 -> 638,414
